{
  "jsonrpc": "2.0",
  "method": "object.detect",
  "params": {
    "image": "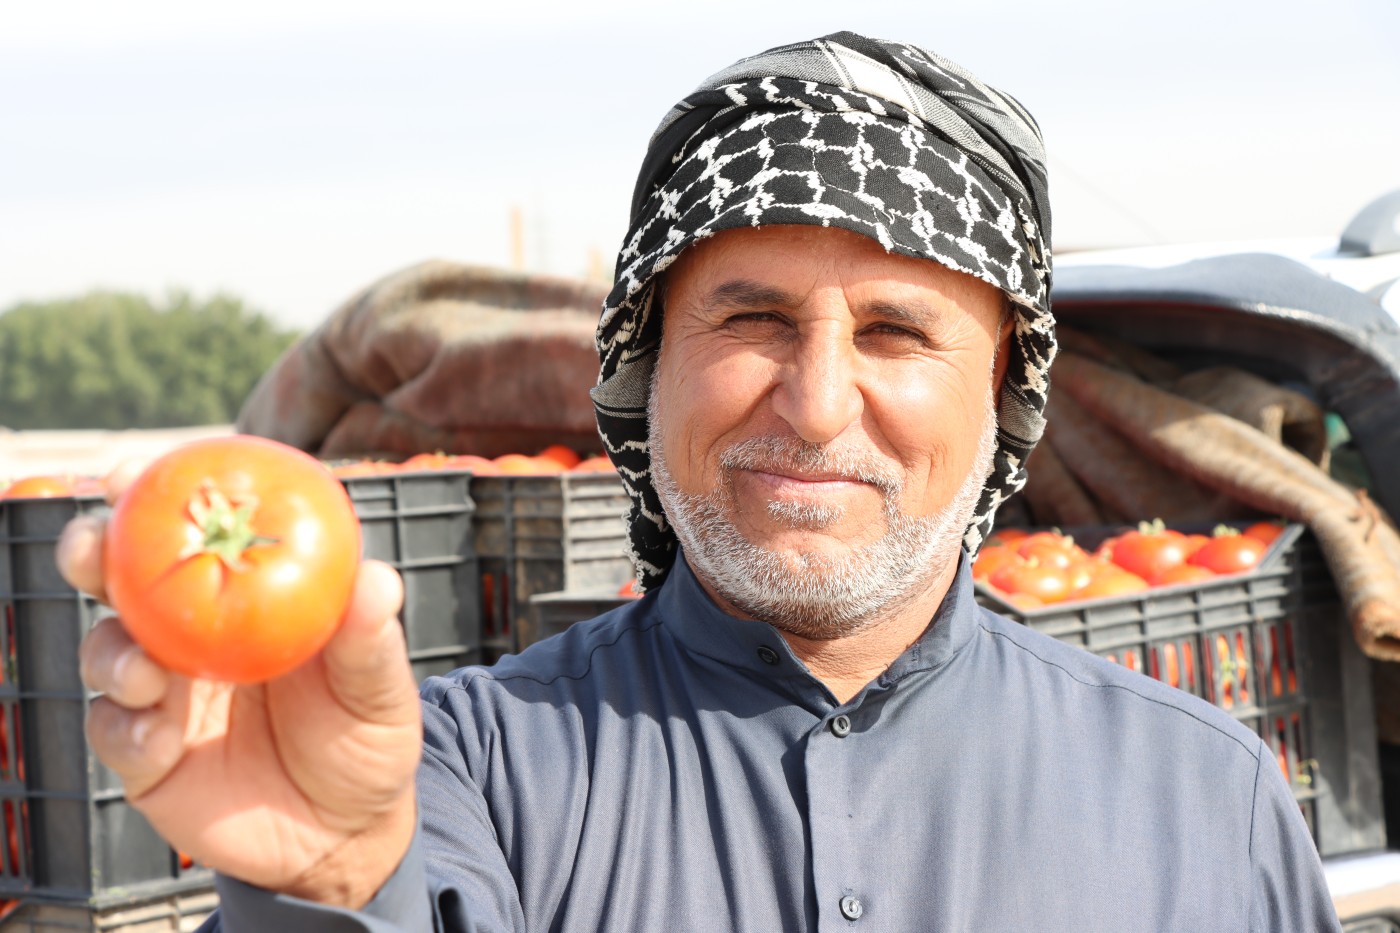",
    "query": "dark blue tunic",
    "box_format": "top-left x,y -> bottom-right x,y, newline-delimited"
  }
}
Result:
211,553 -> 1340,931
